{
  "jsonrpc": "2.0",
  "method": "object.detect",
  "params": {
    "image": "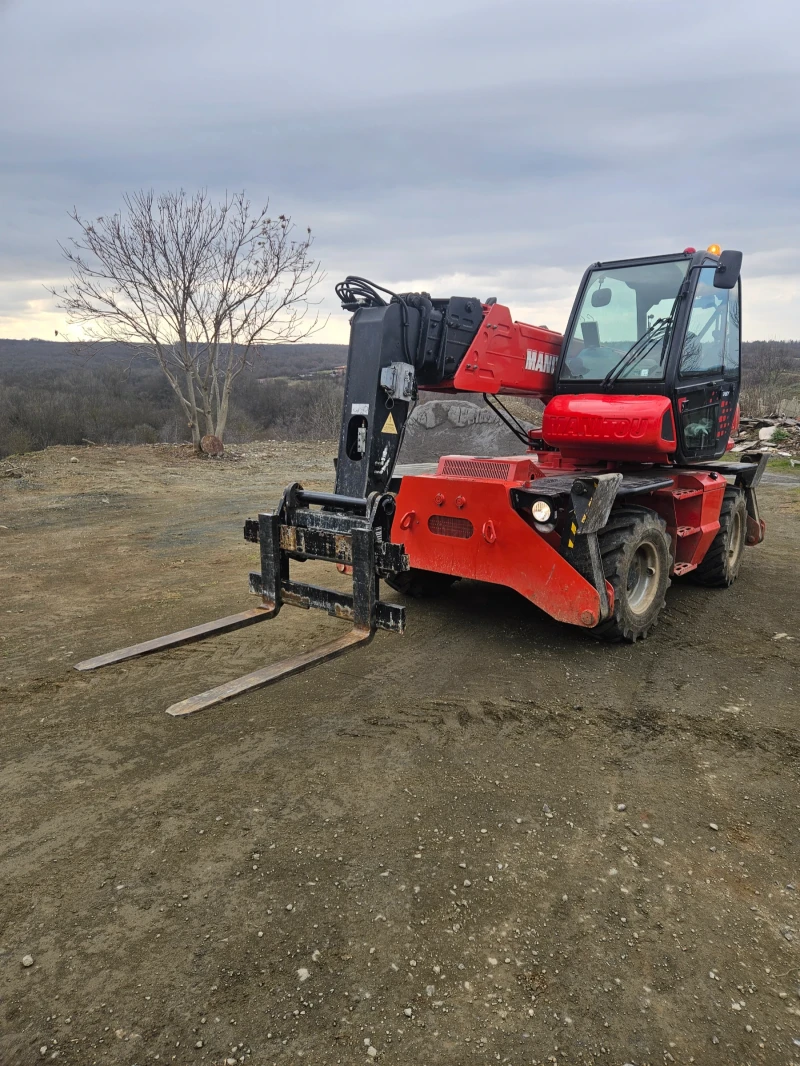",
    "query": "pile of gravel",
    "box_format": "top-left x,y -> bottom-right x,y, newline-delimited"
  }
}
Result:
398,399 -> 535,464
